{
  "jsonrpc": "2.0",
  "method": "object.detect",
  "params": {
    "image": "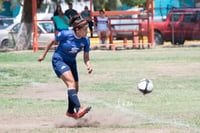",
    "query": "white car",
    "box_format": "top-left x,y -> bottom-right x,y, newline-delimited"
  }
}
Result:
8,21 -> 55,48
0,23 -> 15,48
0,21 -> 54,49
